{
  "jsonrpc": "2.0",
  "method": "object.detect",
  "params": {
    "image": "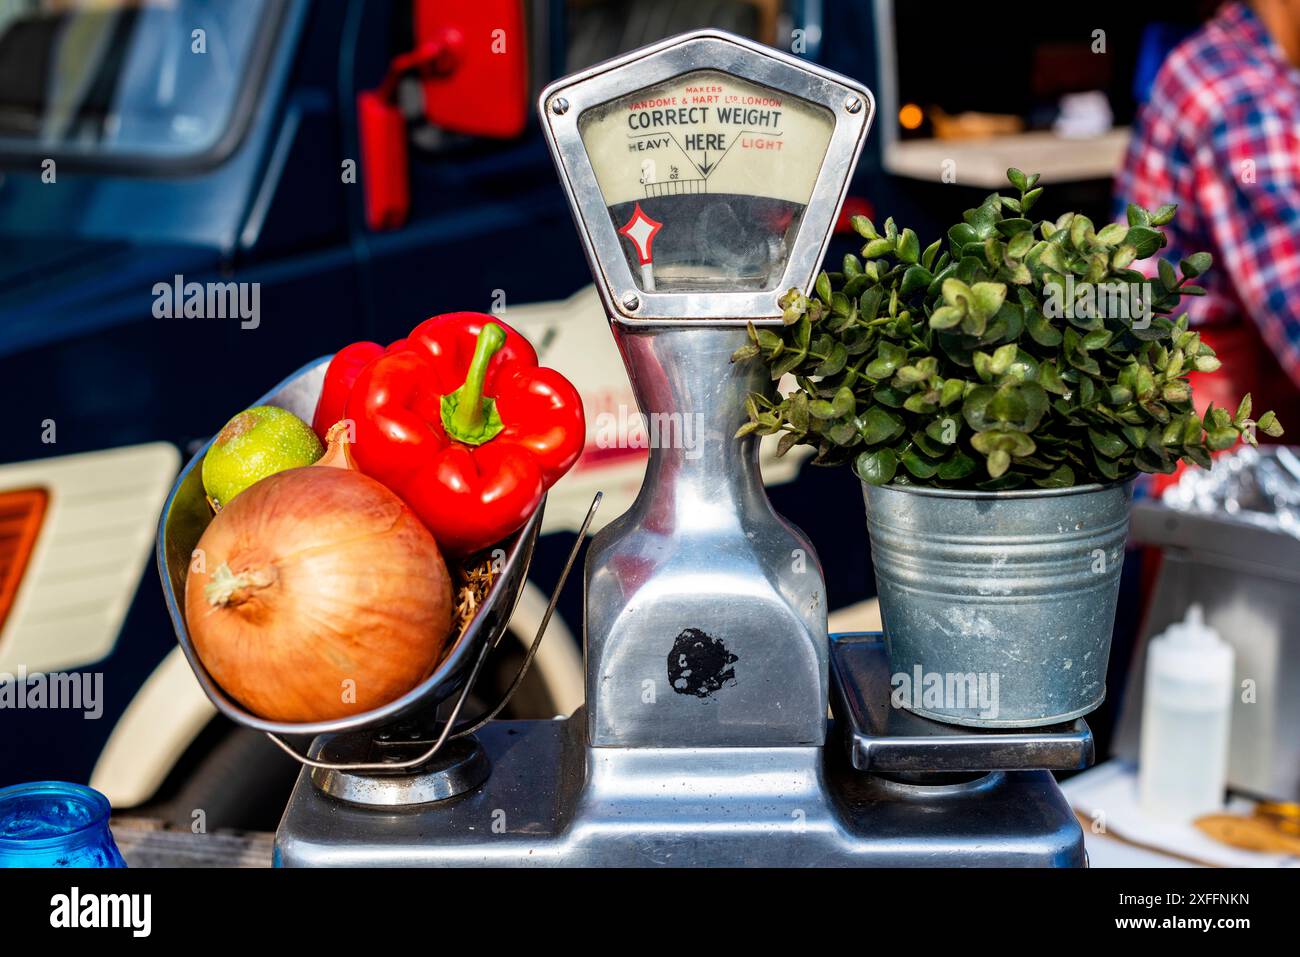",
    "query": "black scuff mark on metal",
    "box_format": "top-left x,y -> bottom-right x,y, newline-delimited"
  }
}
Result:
668,628 -> 737,697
